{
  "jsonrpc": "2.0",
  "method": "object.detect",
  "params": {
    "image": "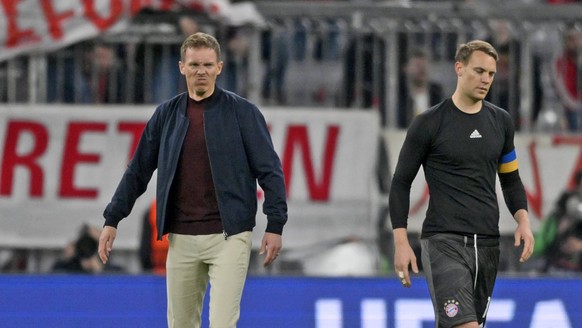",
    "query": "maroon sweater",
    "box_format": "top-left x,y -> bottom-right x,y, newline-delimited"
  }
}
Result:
166,96 -> 223,235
